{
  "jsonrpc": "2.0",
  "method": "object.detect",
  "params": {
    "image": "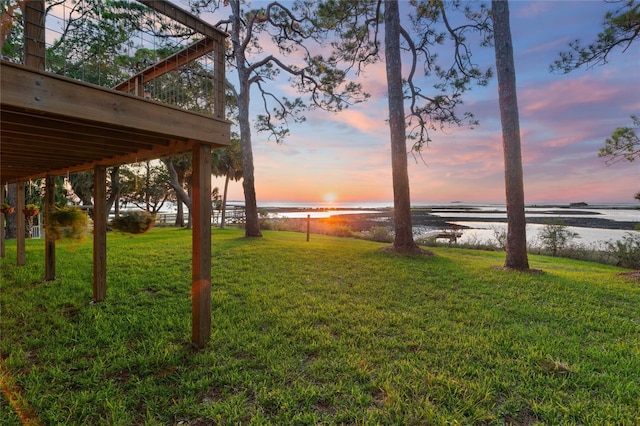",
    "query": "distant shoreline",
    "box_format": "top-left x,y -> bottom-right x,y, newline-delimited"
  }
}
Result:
259,204 -> 639,231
